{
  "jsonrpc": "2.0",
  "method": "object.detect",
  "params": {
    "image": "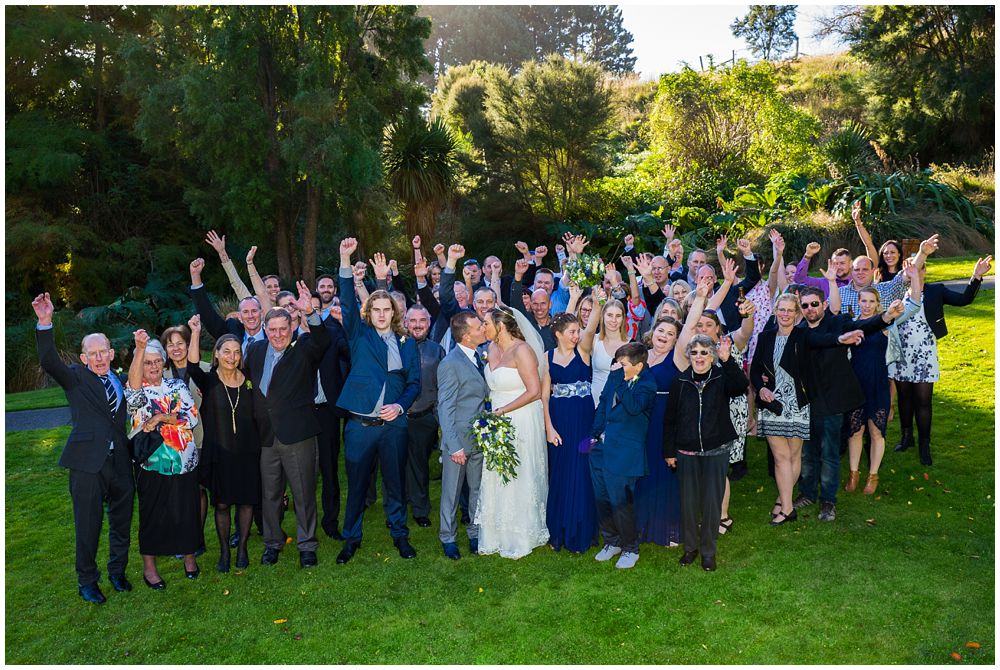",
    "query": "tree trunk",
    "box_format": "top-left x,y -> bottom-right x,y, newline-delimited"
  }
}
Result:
275,208 -> 294,280
302,181 -> 320,285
